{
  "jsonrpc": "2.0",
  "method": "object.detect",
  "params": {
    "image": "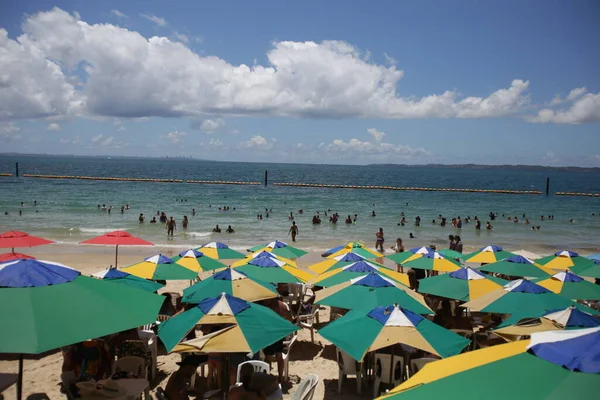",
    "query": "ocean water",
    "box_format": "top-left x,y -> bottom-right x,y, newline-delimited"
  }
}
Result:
0,155 -> 599,254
